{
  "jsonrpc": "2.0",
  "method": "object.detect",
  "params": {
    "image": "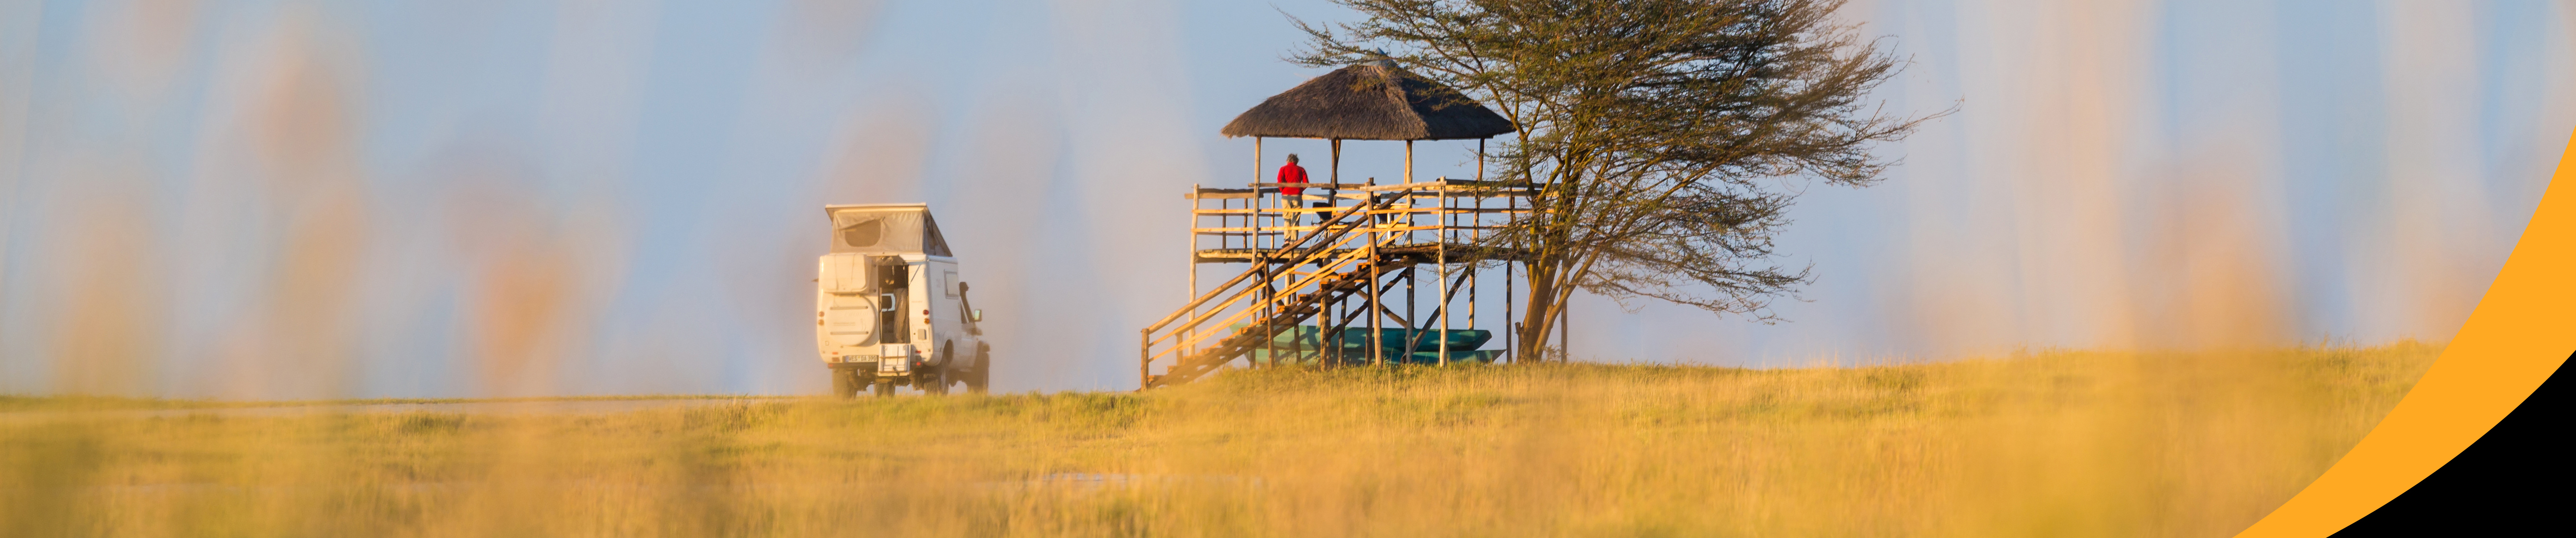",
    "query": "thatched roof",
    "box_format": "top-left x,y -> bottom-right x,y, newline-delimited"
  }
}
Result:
1221,63 -> 1515,141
